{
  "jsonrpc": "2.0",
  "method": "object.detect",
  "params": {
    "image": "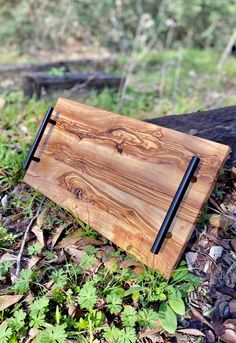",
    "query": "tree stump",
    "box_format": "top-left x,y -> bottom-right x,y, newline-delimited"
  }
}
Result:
146,106 -> 236,167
